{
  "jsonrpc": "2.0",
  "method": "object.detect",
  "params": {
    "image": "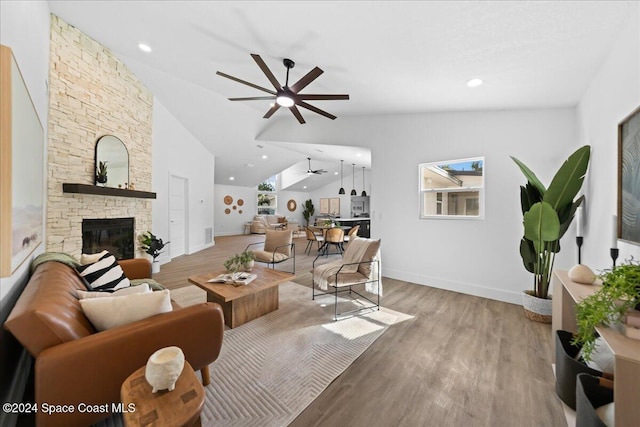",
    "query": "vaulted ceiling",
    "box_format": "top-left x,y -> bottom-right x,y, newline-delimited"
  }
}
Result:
48,1 -> 637,190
